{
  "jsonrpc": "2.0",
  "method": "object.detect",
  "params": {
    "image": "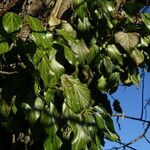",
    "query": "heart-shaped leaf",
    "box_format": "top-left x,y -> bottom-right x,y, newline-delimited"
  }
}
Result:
3,12 -> 22,33
130,48 -> 144,66
71,124 -> 91,150
26,15 -> 45,32
107,44 -> 123,65
115,31 -> 139,52
61,74 -> 91,113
